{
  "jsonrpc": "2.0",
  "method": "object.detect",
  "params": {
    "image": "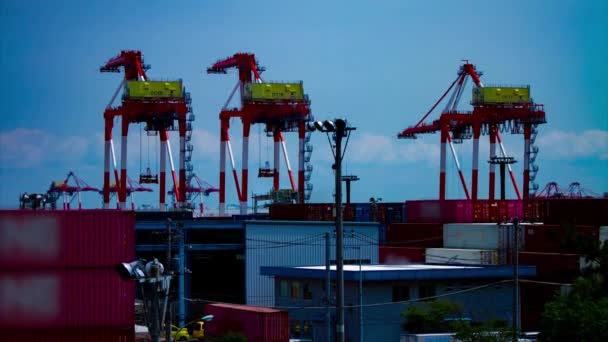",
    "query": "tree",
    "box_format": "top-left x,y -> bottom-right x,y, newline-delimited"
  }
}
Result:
453,319 -> 514,342
539,224 -> 608,341
401,300 -> 463,333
